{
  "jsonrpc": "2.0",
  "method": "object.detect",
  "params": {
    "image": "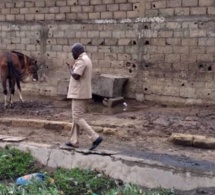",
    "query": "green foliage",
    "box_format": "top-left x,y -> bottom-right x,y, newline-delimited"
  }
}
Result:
53,168 -> 117,195
103,184 -> 175,195
0,147 -> 175,195
0,179 -> 60,195
0,146 -> 38,180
